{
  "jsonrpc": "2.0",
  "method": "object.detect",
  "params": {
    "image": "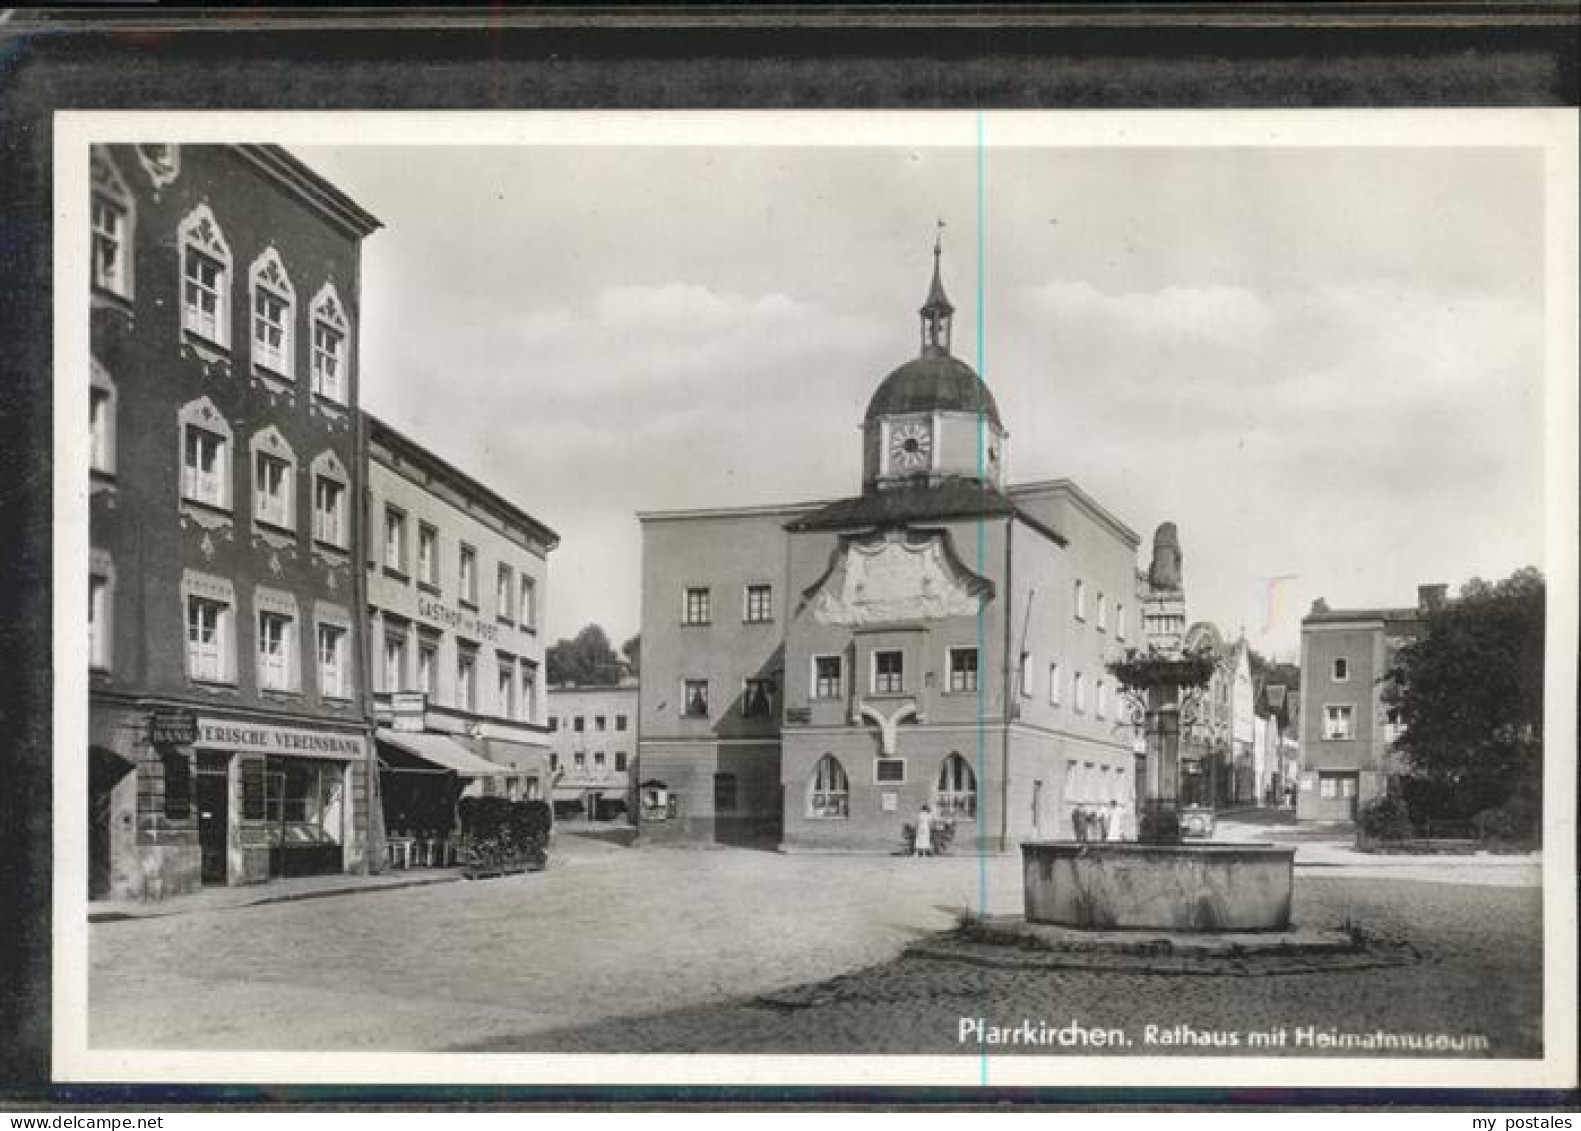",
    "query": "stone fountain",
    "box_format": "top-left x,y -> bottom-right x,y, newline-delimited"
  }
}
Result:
1021,523 -> 1296,933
